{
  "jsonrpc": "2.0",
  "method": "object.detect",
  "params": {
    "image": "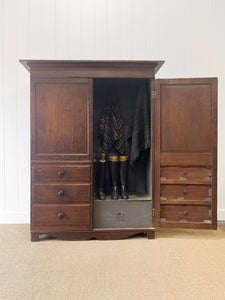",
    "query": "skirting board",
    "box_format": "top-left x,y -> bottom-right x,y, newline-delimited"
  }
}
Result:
0,212 -> 30,224
0,210 -> 225,224
218,209 -> 225,221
